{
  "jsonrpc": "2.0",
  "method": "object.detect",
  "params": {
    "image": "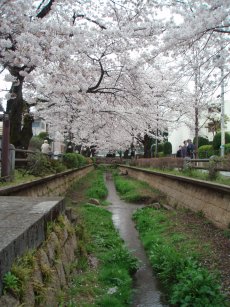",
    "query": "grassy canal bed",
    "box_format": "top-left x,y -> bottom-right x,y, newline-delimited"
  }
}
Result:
114,171 -> 230,306
62,168 -> 229,306
61,169 -> 138,306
